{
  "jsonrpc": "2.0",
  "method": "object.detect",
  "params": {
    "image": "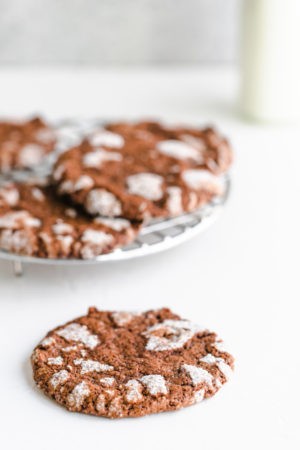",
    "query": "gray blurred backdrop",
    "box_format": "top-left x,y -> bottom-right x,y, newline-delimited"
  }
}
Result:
0,0 -> 241,65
